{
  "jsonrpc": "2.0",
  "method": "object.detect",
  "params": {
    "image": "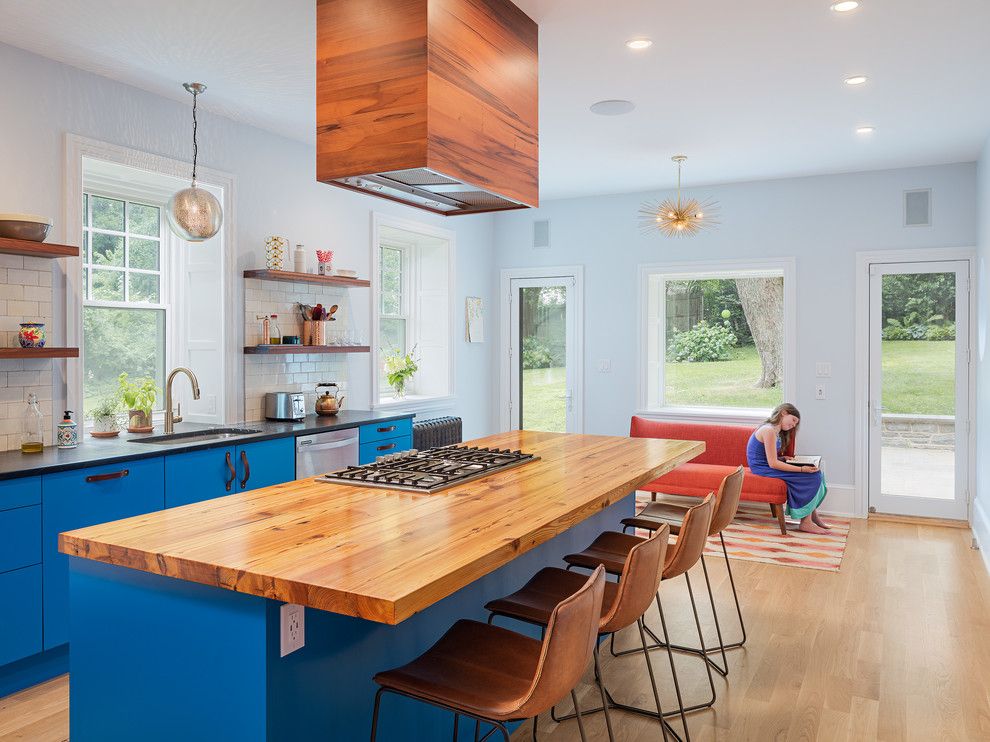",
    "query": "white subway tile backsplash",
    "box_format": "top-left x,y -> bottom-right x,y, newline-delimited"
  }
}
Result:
7,269 -> 40,286
0,255 -> 24,269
